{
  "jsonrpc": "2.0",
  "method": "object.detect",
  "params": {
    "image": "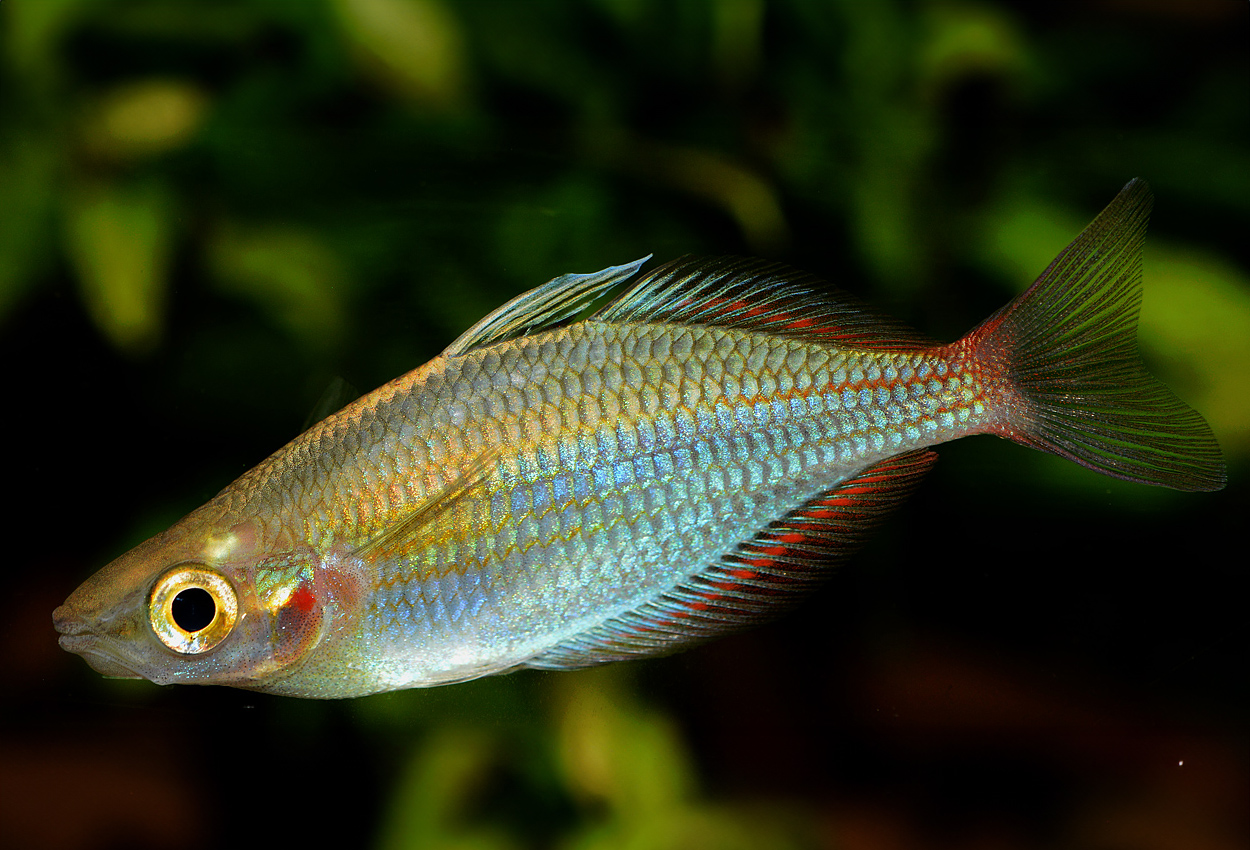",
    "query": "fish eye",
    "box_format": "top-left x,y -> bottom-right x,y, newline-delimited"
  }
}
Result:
149,566 -> 238,654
